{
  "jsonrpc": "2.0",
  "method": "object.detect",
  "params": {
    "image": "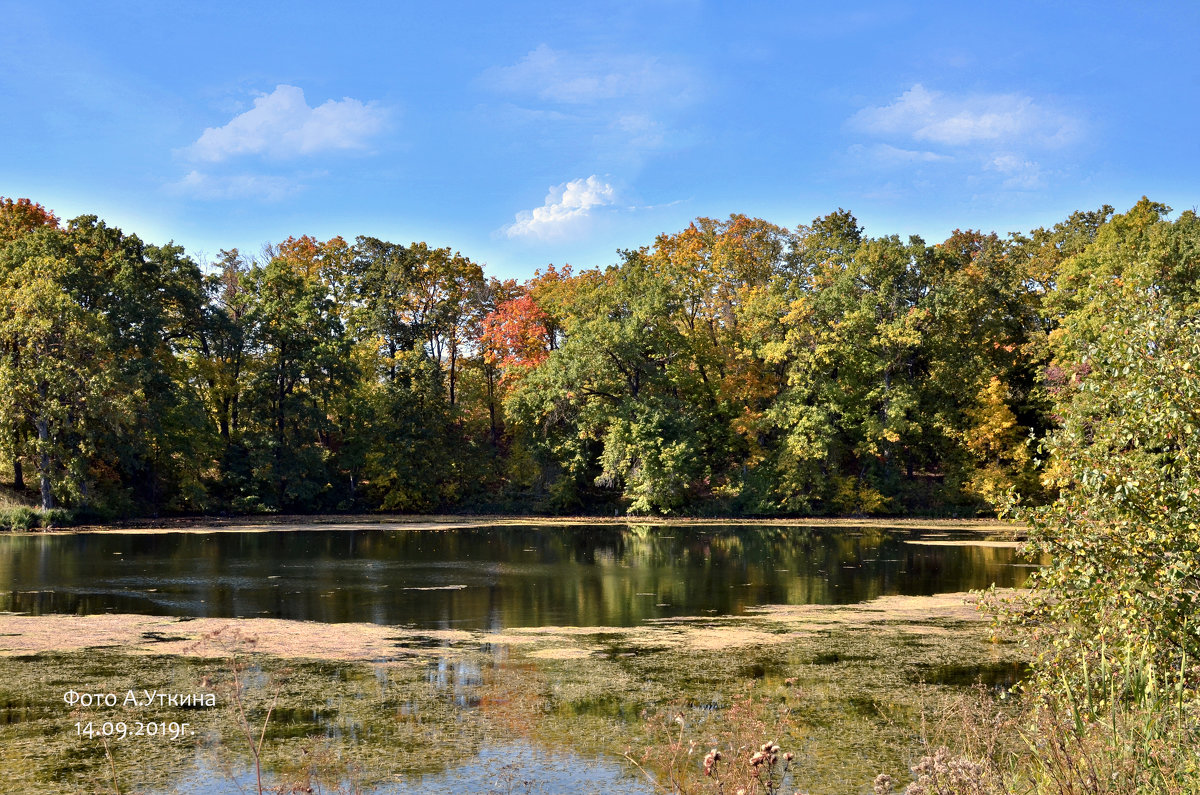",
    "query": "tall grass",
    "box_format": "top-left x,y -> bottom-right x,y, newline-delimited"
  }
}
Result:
0,505 -> 73,530
1014,643 -> 1200,795
877,645 -> 1200,795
